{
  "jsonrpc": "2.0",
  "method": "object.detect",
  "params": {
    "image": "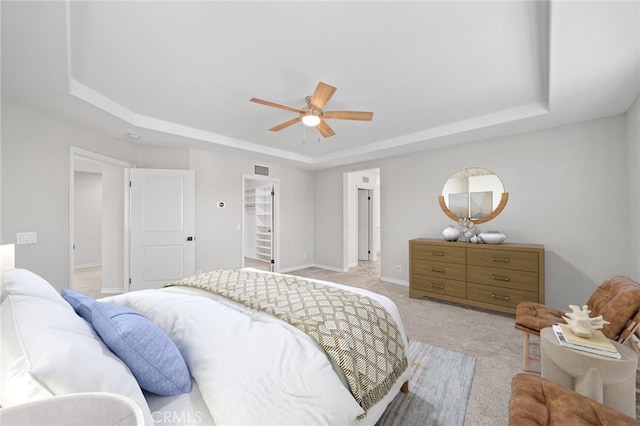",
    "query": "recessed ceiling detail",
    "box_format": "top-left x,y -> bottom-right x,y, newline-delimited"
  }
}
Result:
2,1 -> 638,170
